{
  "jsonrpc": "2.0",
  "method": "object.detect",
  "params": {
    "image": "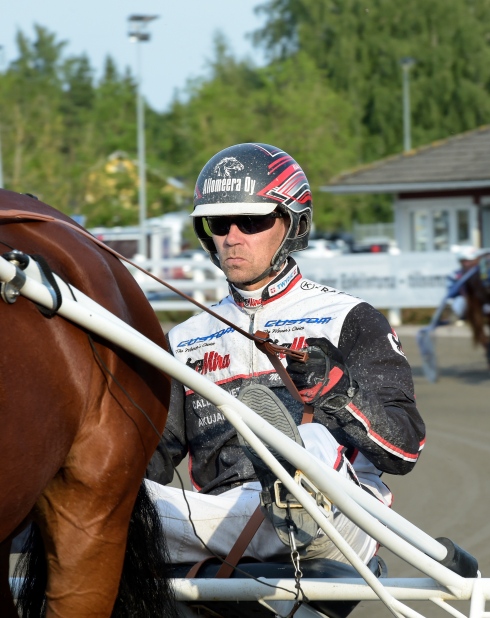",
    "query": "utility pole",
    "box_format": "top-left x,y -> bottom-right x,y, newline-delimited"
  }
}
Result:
400,57 -> 416,152
128,15 -> 159,258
